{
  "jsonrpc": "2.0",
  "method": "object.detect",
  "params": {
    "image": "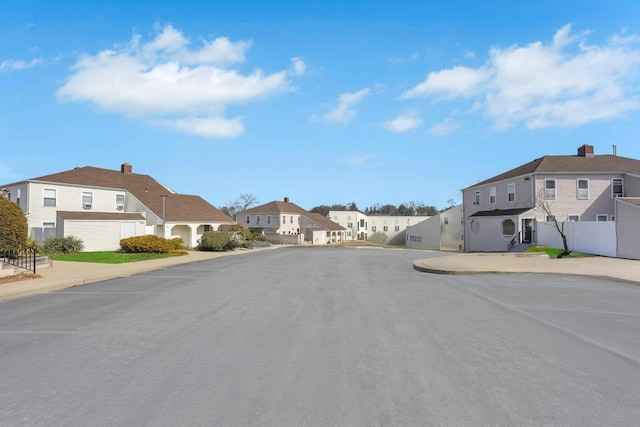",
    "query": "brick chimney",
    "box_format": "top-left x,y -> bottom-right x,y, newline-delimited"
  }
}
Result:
577,144 -> 594,158
121,163 -> 132,174
284,197 -> 289,203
